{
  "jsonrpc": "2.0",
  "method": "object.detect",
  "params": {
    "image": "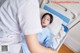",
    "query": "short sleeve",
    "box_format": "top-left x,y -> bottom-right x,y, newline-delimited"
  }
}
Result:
18,0 -> 42,35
